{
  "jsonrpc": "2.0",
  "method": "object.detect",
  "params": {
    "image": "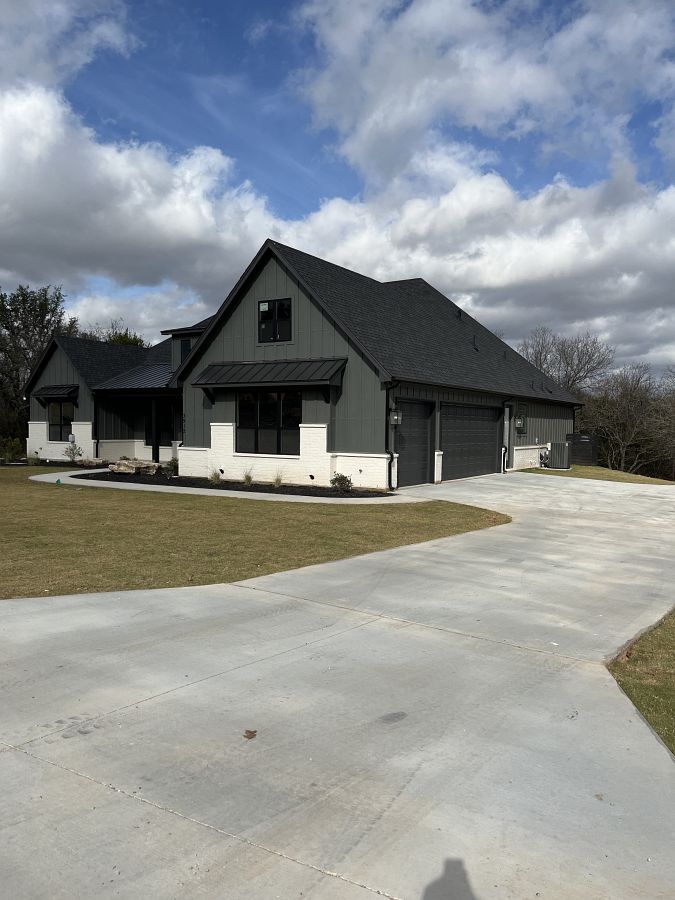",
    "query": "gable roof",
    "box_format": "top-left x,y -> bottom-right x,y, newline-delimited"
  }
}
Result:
160,315 -> 214,336
173,239 -> 577,404
25,336 -> 173,395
